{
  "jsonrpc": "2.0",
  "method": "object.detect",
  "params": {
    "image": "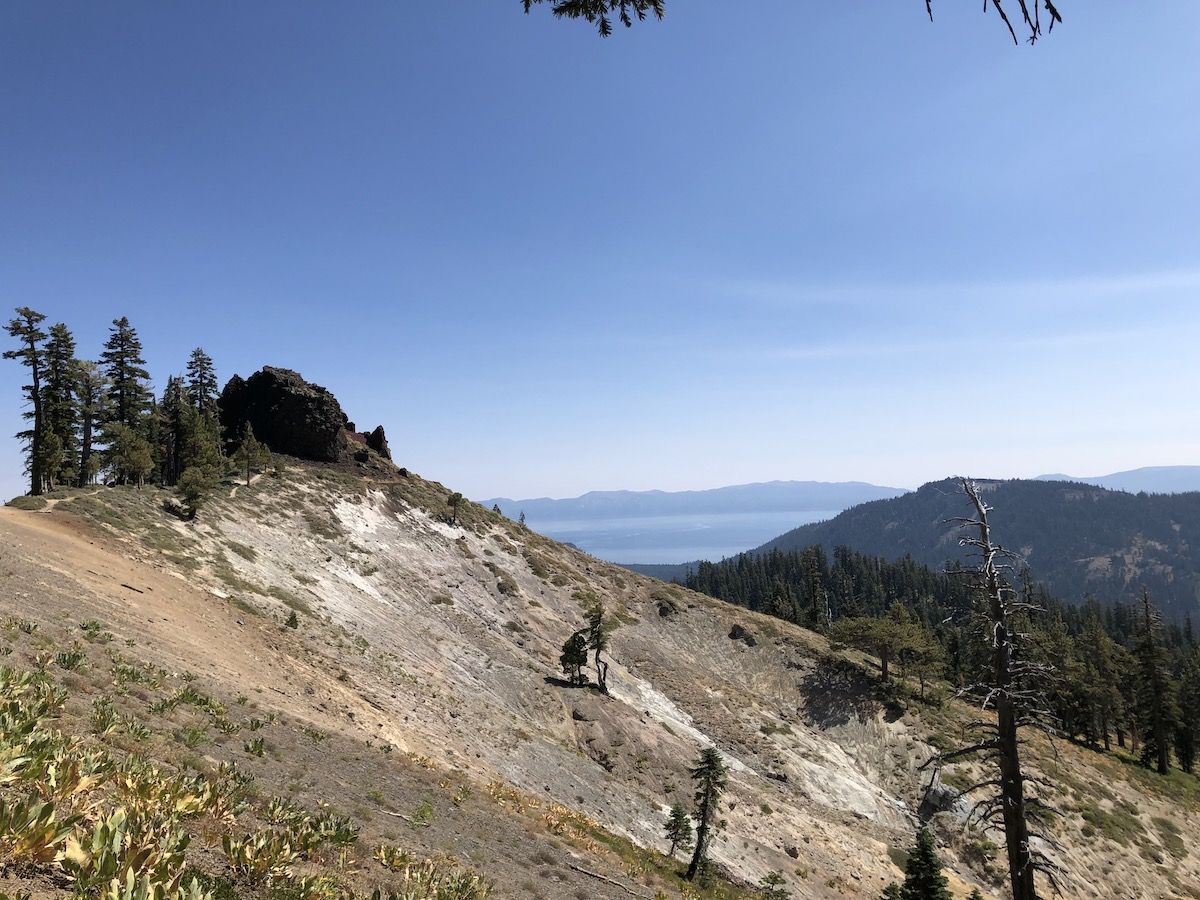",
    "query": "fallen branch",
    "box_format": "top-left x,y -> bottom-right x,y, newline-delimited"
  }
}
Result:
120,583 -> 145,594
566,863 -> 653,899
